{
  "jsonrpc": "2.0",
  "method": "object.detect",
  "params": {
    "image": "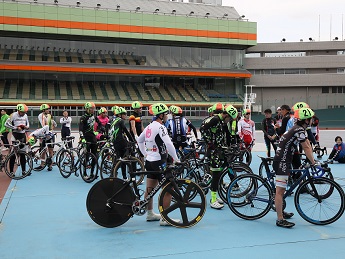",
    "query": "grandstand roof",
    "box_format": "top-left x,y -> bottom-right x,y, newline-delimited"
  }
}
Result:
10,0 -> 241,20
